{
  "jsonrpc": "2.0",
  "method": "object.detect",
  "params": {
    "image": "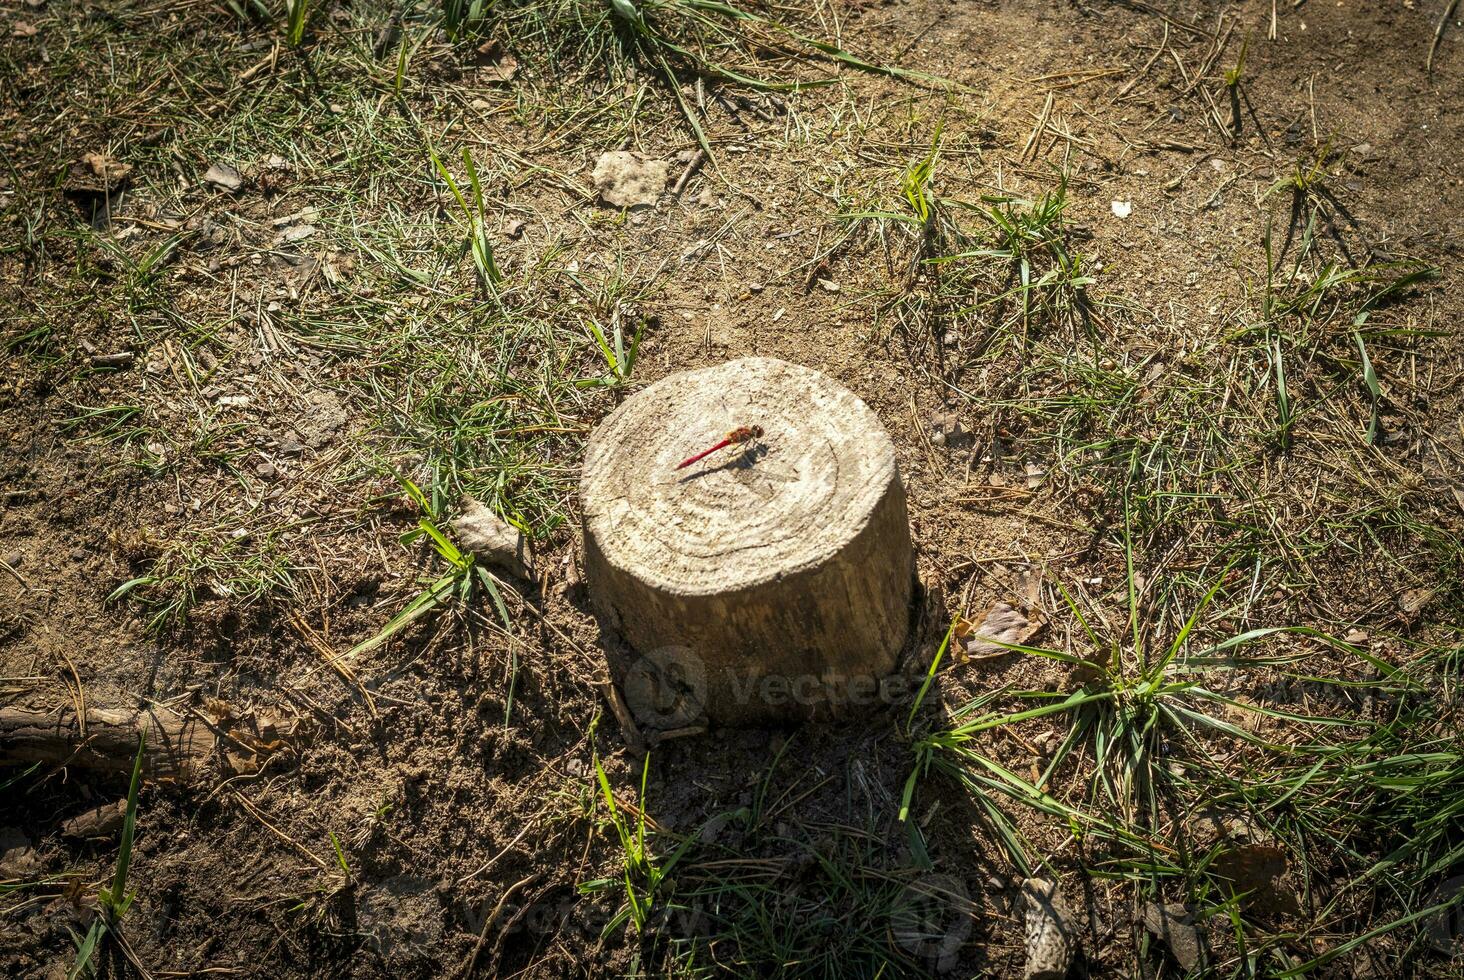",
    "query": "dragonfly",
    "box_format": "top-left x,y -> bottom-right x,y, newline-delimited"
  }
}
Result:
675,425 -> 764,470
